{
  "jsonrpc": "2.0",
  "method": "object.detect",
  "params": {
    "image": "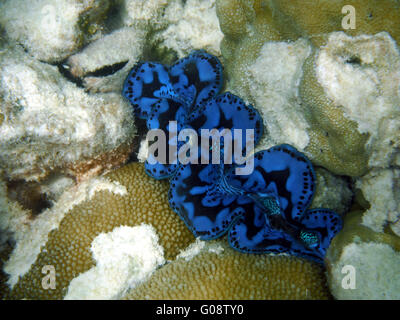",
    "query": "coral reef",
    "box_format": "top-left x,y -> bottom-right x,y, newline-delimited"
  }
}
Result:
66,27 -> 146,93
216,0 -> 400,177
356,169 -> 400,236
0,44 -> 135,182
215,0 -> 400,275
154,0 -> 223,59
120,0 -> 169,29
124,240 -> 331,300
0,0 -> 399,301
0,0 -> 111,62
325,211 -> 400,299
3,163 -> 195,299
64,224 -> 165,300
301,32 -> 400,176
